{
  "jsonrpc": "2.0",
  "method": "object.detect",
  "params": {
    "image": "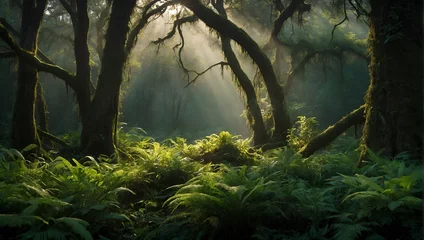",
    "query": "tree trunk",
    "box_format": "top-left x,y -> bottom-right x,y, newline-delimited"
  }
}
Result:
11,0 -> 47,150
74,0 -> 92,124
213,0 -> 268,146
36,83 -> 48,132
299,105 -> 365,157
81,0 -> 136,156
182,0 -> 291,142
360,0 -> 423,164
